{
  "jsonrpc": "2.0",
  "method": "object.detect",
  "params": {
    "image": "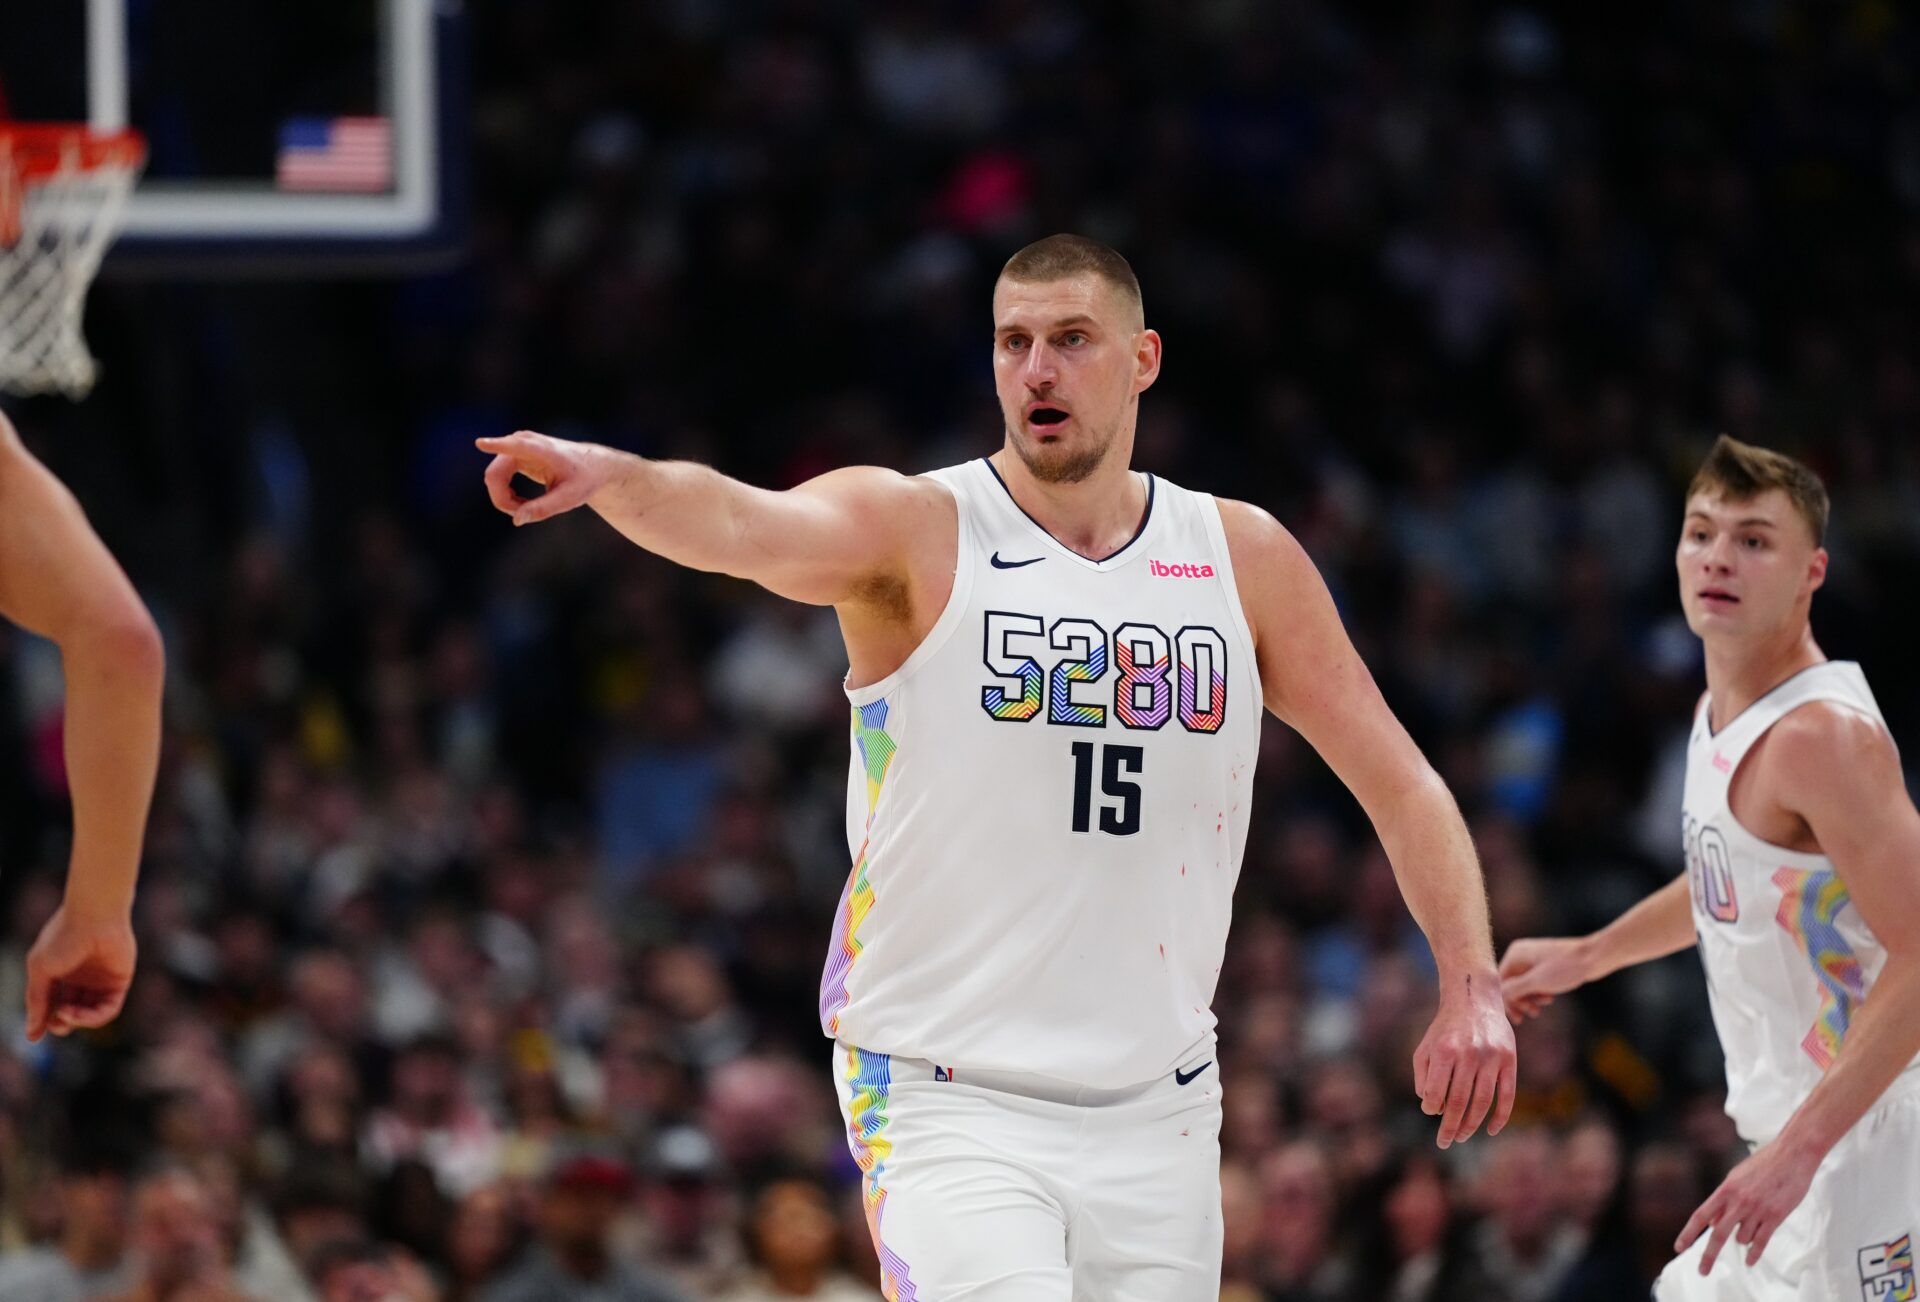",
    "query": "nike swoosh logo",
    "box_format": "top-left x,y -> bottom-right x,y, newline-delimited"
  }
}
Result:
1174,1060 -> 1212,1087
990,552 -> 1044,569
